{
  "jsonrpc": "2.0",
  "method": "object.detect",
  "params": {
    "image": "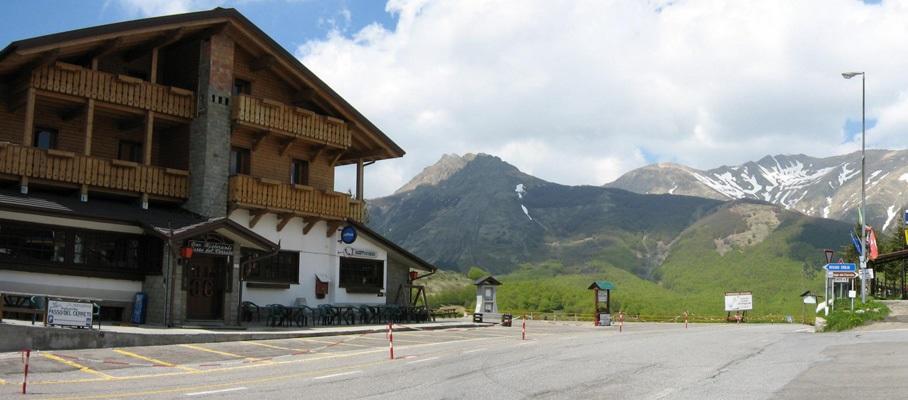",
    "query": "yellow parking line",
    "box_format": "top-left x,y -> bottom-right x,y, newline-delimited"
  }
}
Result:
0,377 -> 6,385
296,338 -> 371,347
113,349 -> 199,372
178,344 -> 261,362
42,353 -> 114,380
242,341 -> 305,352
